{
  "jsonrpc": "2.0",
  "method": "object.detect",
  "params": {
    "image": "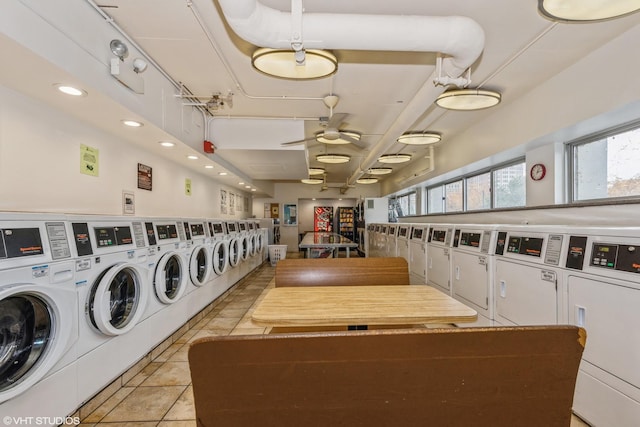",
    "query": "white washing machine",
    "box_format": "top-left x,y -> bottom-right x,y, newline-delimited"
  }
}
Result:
561,227 -> 640,427
0,214 -> 78,423
493,225 -> 568,327
365,224 -> 376,257
385,224 -> 399,257
70,216 -> 150,403
225,221 -> 242,285
450,225 -> 497,327
208,220 -> 230,280
251,221 -> 265,265
427,224 -> 454,295
409,224 -> 428,285
184,219 -> 212,292
396,224 -> 412,264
